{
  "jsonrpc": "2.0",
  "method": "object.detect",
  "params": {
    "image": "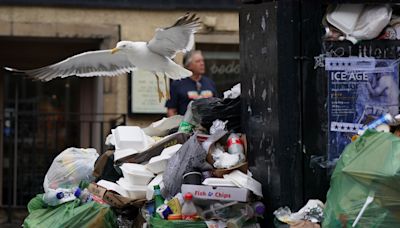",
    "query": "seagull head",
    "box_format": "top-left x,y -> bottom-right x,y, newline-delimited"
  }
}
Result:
111,41 -> 133,54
